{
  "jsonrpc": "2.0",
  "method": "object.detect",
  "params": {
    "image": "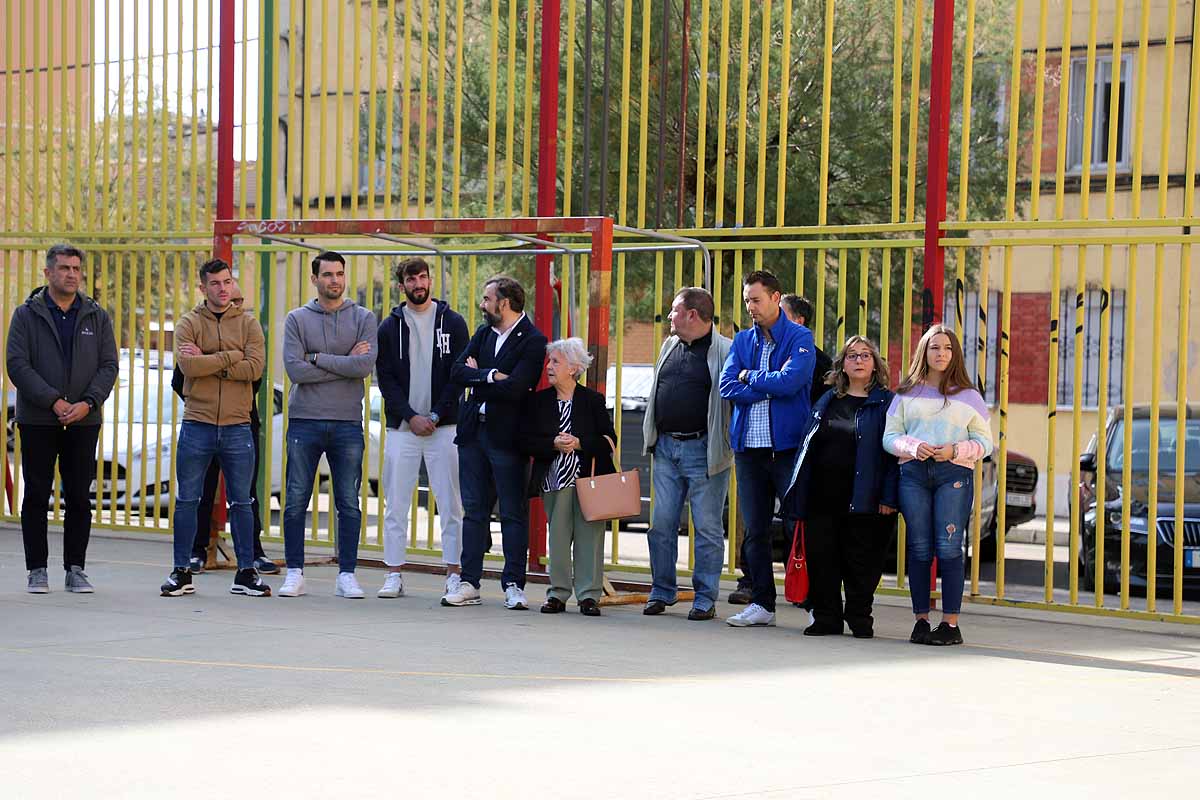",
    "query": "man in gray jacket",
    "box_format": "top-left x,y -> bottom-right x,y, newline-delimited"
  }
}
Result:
6,244 -> 117,593
277,251 -> 378,599
641,287 -> 733,620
